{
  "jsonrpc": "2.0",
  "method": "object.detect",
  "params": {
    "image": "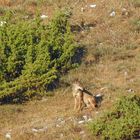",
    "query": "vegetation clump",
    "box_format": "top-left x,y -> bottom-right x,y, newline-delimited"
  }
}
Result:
88,95 -> 140,140
0,11 -> 79,103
